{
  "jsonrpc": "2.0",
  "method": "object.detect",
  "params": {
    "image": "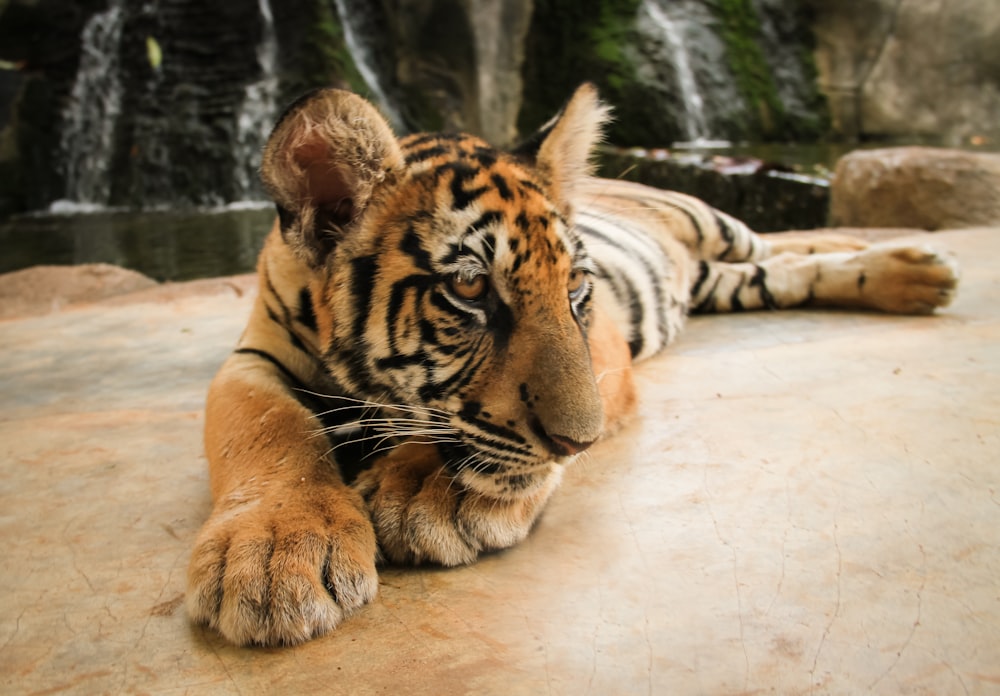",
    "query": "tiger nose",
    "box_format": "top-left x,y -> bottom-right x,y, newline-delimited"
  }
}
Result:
530,419 -> 597,457
549,433 -> 596,456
